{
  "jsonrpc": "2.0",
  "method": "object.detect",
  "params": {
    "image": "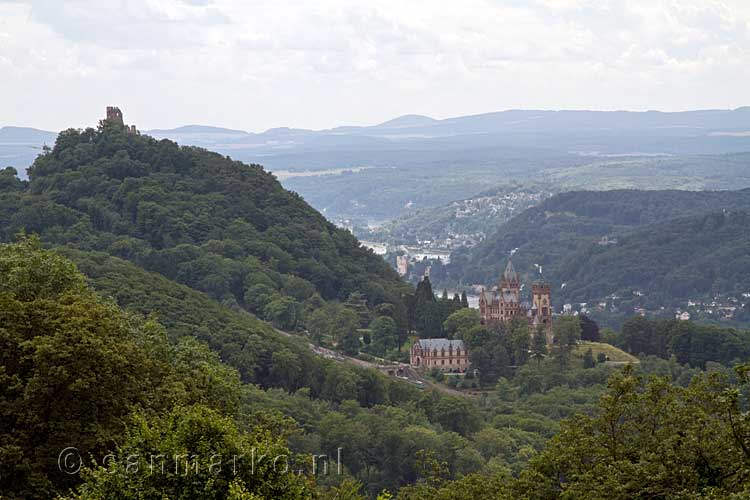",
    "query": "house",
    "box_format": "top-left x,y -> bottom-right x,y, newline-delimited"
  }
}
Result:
410,339 -> 469,373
